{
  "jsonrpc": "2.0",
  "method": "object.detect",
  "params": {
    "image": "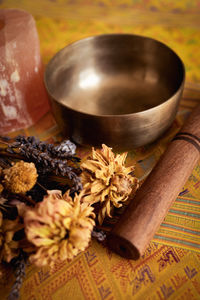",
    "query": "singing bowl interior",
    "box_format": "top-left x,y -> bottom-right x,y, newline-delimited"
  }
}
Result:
44,34 -> 185,149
